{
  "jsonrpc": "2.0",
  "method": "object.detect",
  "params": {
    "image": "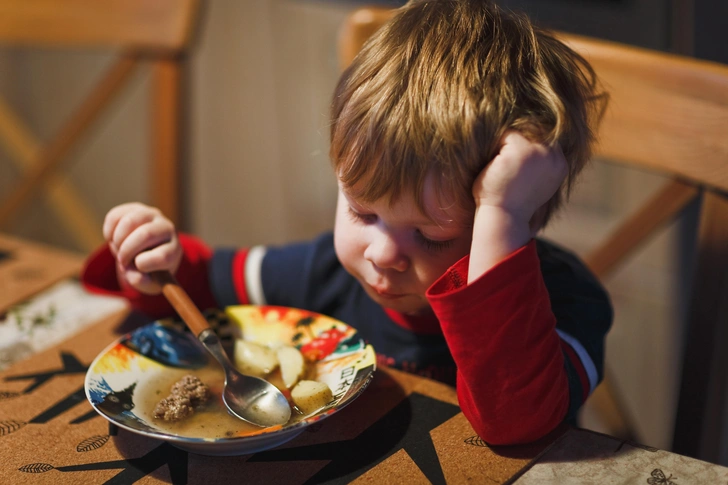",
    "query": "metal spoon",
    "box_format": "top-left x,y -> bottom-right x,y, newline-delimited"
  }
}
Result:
153,271 -> 292,427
